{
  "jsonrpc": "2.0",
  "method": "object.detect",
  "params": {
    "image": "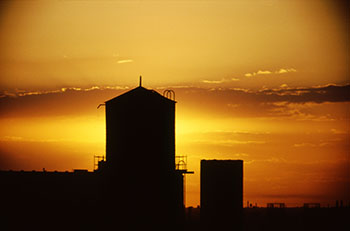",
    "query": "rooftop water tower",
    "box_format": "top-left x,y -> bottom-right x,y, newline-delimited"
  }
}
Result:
101,78 -> 184,228
105,79 -> 176,175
